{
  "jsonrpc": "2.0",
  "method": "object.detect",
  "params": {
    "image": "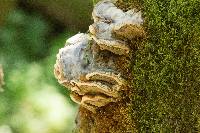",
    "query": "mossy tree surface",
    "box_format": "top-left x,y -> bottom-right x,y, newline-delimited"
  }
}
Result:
122,0 -> 200,132
91,0 -> 200,132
